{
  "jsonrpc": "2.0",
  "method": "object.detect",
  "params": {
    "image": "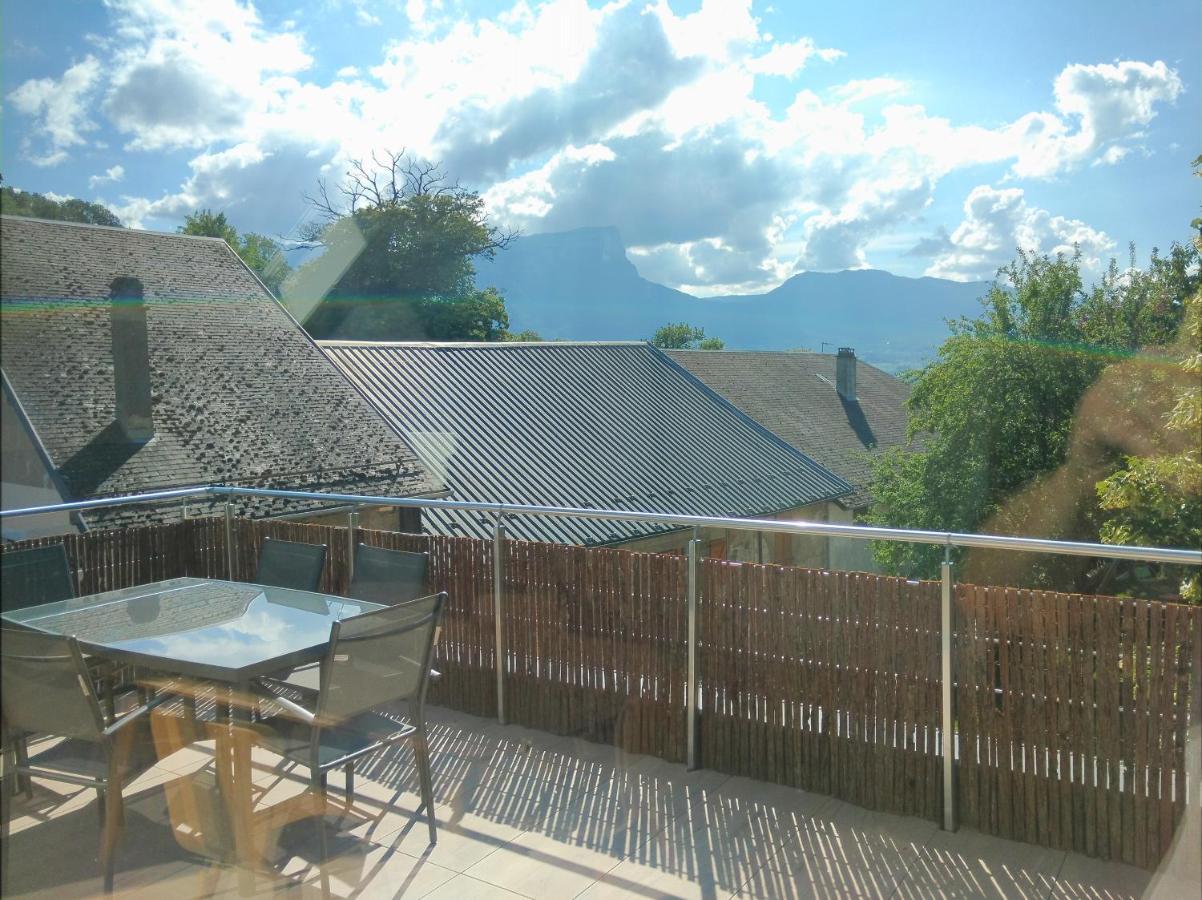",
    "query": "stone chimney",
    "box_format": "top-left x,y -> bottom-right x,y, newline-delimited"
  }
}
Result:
109,276 -> 154,443
835,347 -> 857,402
